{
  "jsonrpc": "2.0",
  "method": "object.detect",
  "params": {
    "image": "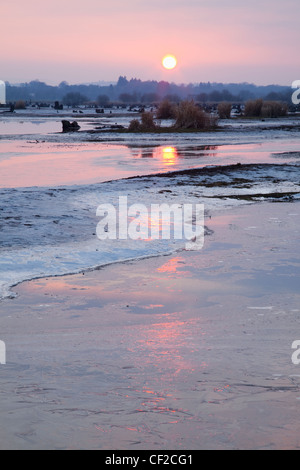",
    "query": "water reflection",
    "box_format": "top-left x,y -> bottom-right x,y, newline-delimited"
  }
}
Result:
138,317 -> 203,371
157,256 -> 189,277
3,137 -> 295,188
129,144 -> 218,165
154,146 -> 178,166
